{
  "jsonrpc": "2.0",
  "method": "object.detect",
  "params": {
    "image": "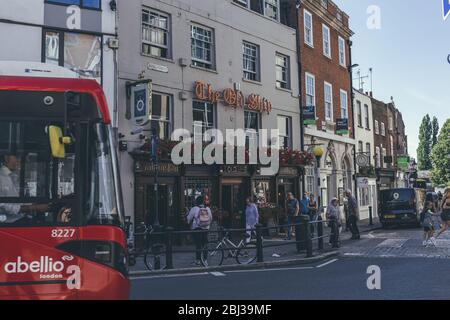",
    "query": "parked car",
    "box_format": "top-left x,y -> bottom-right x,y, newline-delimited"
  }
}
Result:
379,188 -> 426,227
